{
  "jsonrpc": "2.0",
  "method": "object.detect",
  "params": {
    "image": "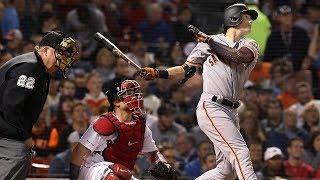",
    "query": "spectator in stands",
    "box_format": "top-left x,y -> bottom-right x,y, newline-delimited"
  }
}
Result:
95,0 -> 123,38
95,48 -> 116,83
240,109 -> 266,144
302,104 -> 320,133
202,152 -> 217,173
284,137 -> 314,179
148,103 -> 186,145
277,73 -> 298,109
184,140 -> 214,179
21,41 -> 36,53
301,24 -> 320,97
14,0 -> 36,40
305,131 -> 320,170
259,147 -> 288,179
126,35 -> 155,67
1,0 -> 20,37
175,132 -> 198,172
149,67 -> 175,101
158,144 -> 185,177
82,72 -> 108,118
248,60 -> 272,87
168,42 -> 186,66
248,141 -> 264,173
137,3 -> 175,54
47,78 -> 60,111
245,0 -> 271,55
66,2 -> 107,59
289,82 -> 315,127
32,108 -> 59,158
261,99 -> 283,135
190,125 -> 211,146
49,131 -> 80,178
114,57 -> 137,79
59,79 -> 76,99
173,6 -> 195,45
269,60 -> 287,96
58,102 -> 89,153
52,96 -> 74,131
255,87 -> 274,119
263,99 -> 290,152
122,0 -> 148,29
294,3 -> 320,38
38,12 -> 59,35
264,5 -> 310,71
5,29 -> 23,56
276,109 -> 309,143
72,69 -> 88,100
0,49 -> 13,67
